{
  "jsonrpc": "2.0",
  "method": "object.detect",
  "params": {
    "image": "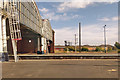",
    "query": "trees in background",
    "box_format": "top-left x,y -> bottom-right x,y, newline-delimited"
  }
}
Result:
107,46 -> 113,51
95,47 -> 102,52
81,47 -> 89,51
68,46 -> 75,51
114,42 -> 120,53
115,42 -> 120,49
63,43 -> 120,52
64,46 -> 75,51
